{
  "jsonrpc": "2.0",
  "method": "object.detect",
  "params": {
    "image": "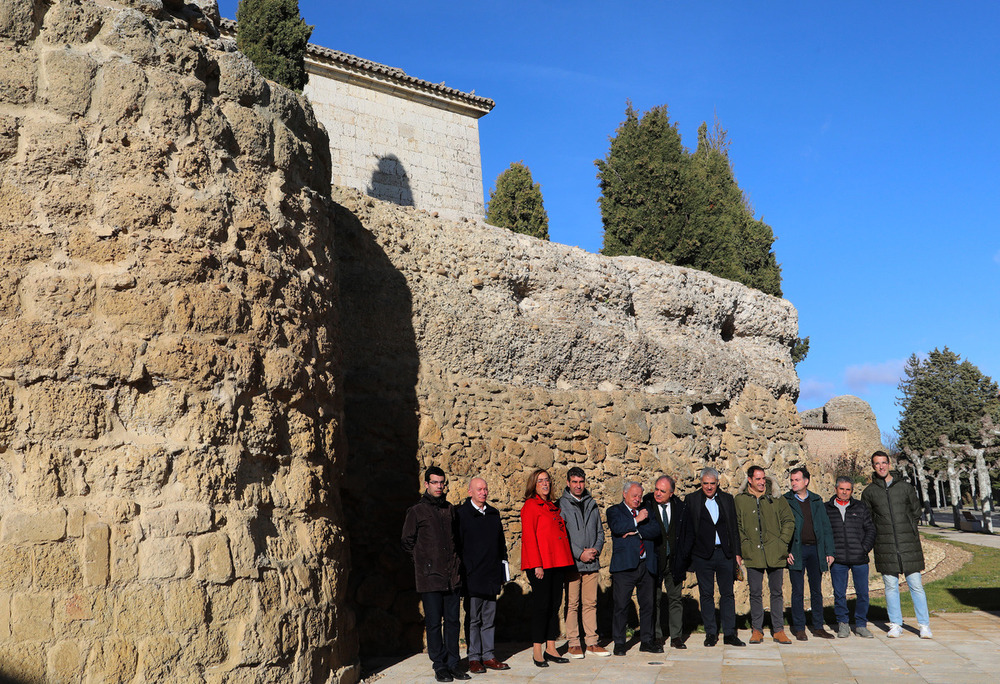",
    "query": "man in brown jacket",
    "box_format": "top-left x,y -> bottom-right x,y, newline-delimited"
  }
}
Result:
401,466 -> 470,682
